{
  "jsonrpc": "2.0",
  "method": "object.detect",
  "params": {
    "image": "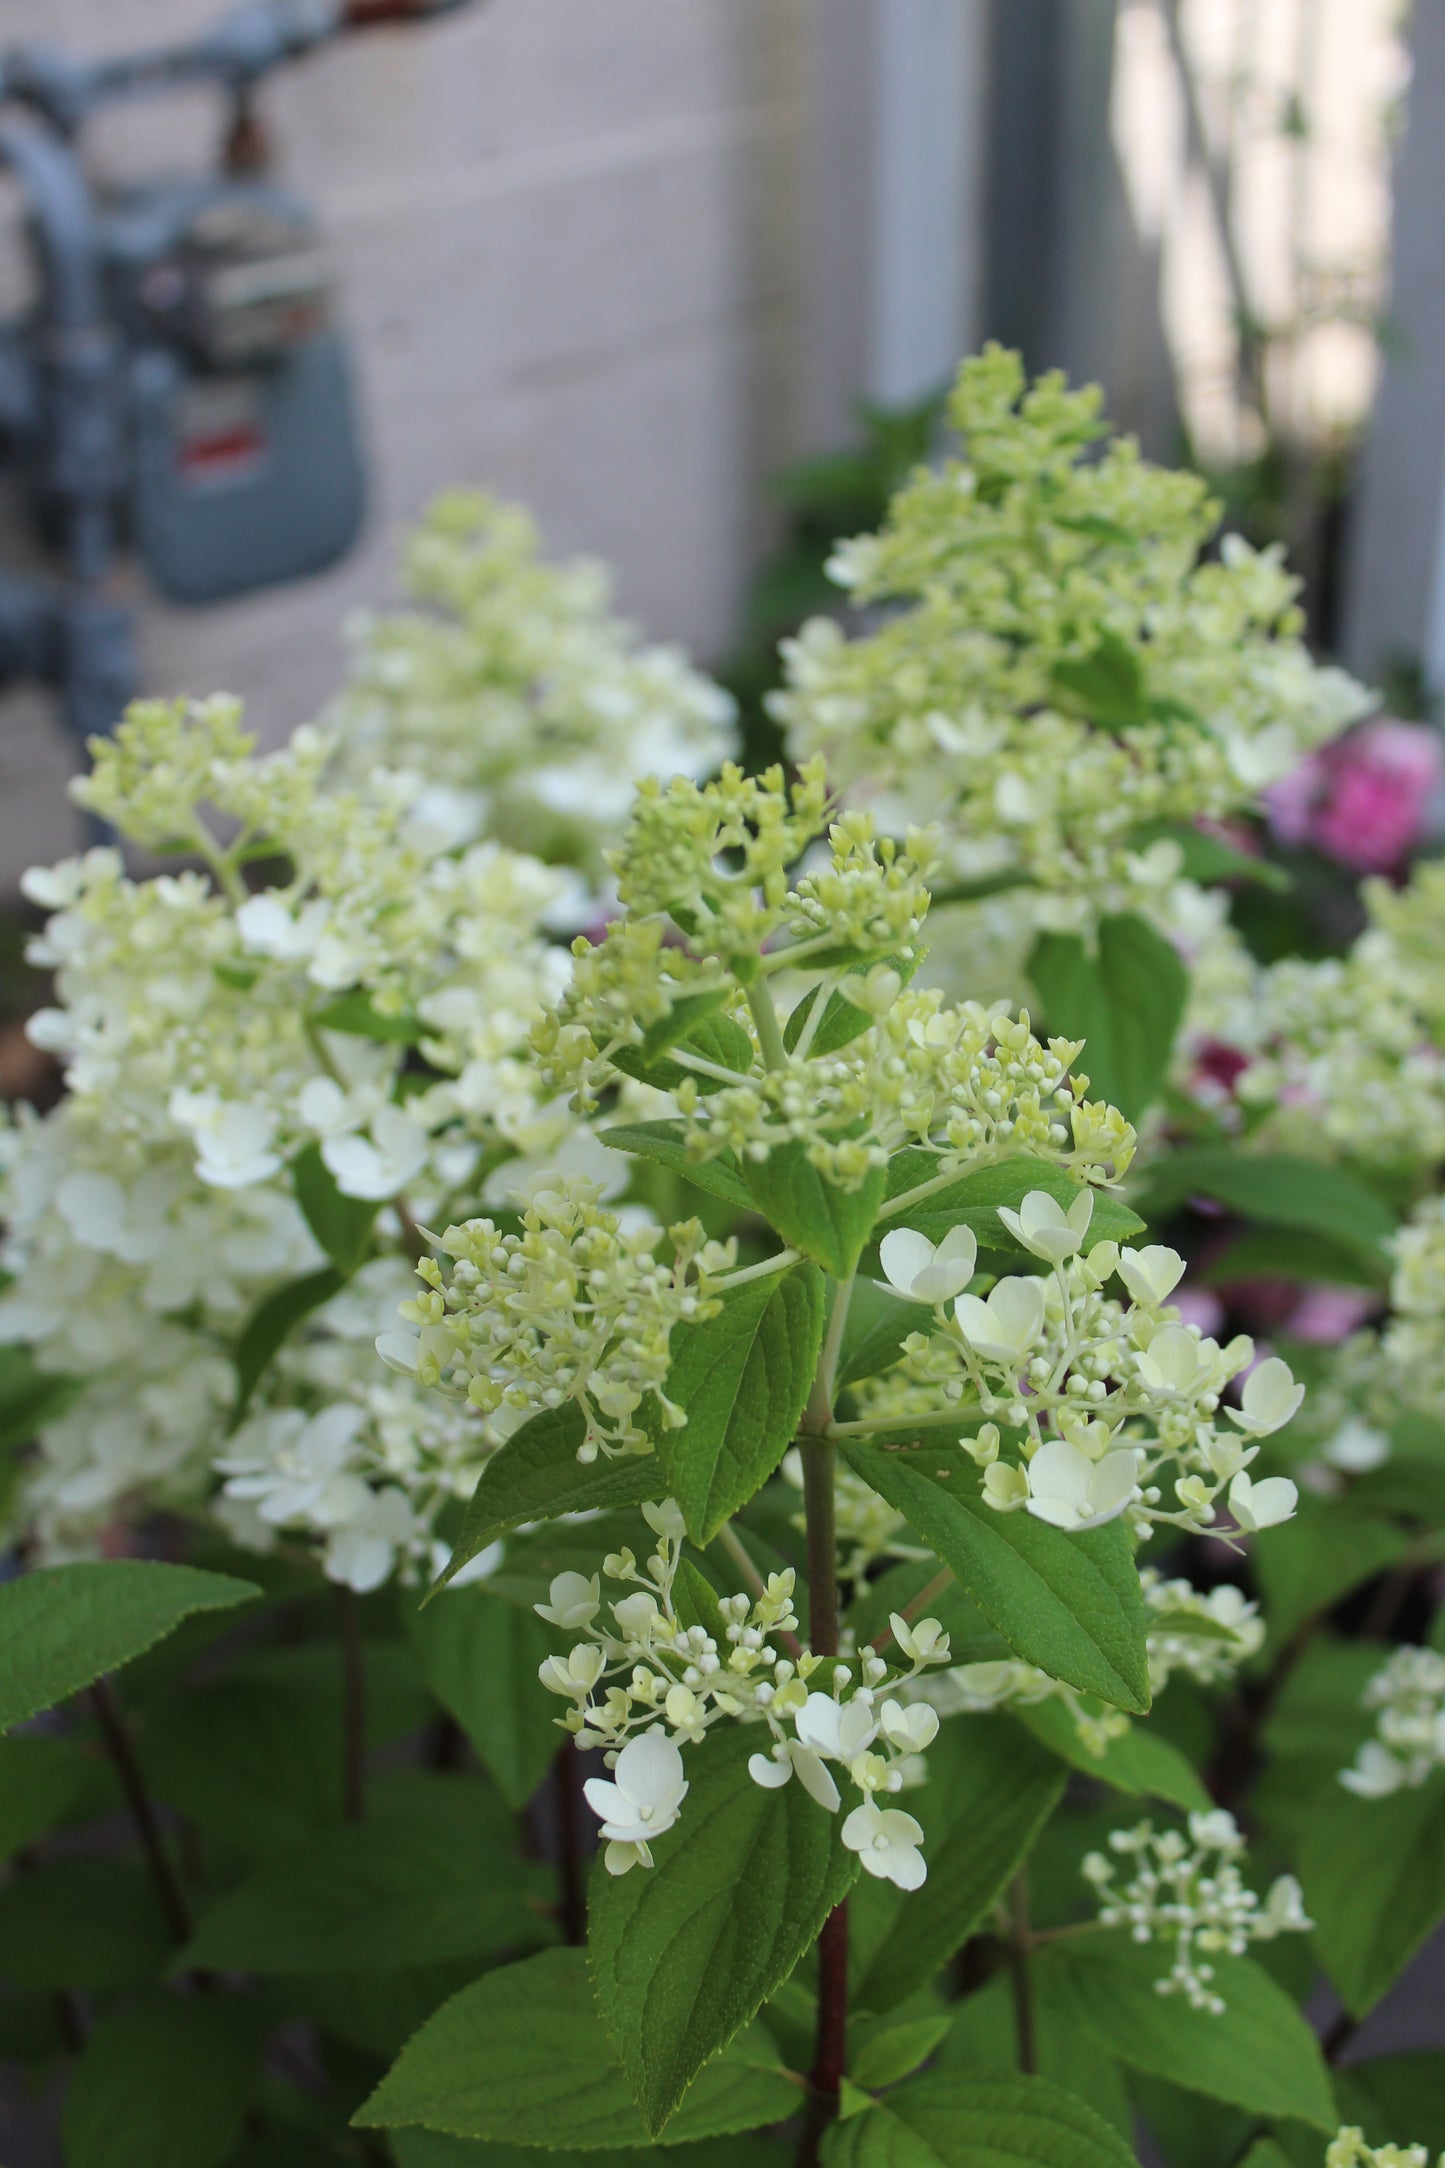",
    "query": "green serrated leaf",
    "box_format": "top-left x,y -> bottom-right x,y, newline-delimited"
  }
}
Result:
61,1991 -> 263,2168
232,1266 -> 345,1421
823,2069 -> 1137,2168
850,2015 -> 953,2092
851,1716 -> 1065,2012
431,1403 -> 667,1596
839,1444 -> 1150,1714
934,1969 -> 1133,2139
601,1122 -> 754,1210
589,1728 -> 856,2134
0,1560 -> 259,1734
405,1586 -> 563,1809
291,1143 -> 380,1274
745,1146 -> 887,1280
1134,1148 -> 1396,1259
1029,914 -> 1188,1125
182,1776 -> 546,1975
1012,1701 -> 1211,1812
1298,1768 -> 1445,2016
648,1266 -> 825,1542
354,1945 -> 801,2147
1038,1937 -> 1336,2127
